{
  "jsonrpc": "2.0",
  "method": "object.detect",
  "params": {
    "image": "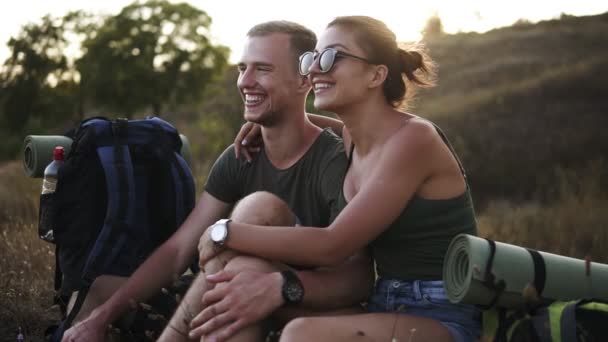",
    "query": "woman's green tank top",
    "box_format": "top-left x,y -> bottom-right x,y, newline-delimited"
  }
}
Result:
338,124 -> 477,280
